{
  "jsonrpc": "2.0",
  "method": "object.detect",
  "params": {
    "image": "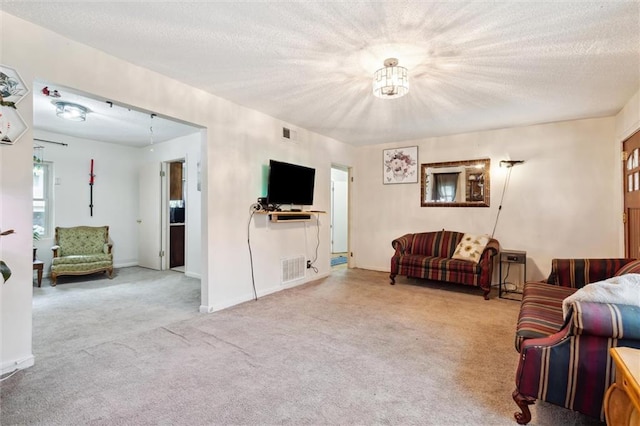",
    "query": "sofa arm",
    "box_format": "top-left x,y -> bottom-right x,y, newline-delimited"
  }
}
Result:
546,258 -> 636,288
569,301 -> 640,340
391,234 -> 414,255
51,245 -> 60,258
479,238 -> 500,262
103,243 -> 113,255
